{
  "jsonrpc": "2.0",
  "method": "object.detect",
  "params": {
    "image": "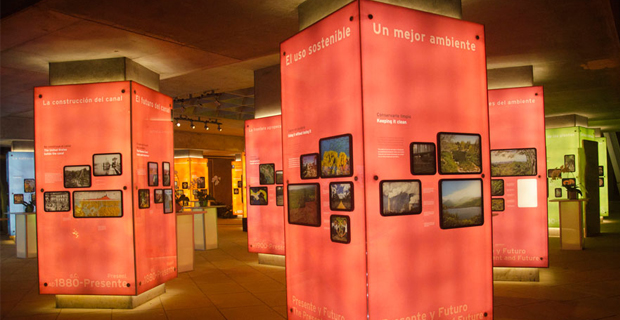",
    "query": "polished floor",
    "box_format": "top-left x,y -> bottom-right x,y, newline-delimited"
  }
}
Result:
1,213 -> 619,320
